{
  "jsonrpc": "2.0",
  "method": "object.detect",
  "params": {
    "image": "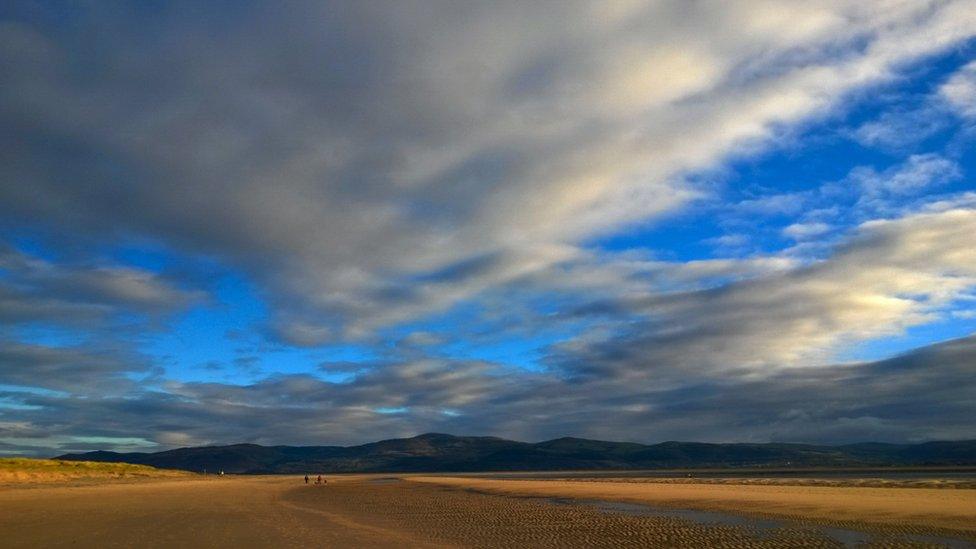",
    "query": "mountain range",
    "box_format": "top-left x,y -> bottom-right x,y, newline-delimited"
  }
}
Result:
57,434 -> 976,474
